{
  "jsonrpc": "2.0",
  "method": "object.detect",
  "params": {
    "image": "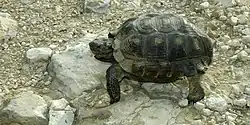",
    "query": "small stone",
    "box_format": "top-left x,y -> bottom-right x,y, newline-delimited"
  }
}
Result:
44,81 -> 51,86
238,14 -> 248,24
228,122 -> 236,125
216,0 -> 237,7
205,96 -> 228,112
202,108 -> 213,116
48,110 -> 74,125
49,44 -> 57,49
2,43 -> 8,49
200,2 -> 210,9
219,15 -> 227,21
221,45 -> 230,51
192,120 -> 203,125
178,99 -> 188,107
242,28 -> 250,35
226,115 -> 236,122
50,98 -> 69,110
244,87 -> 250,95
26,47 -> 53,62
194,102 -> 206,111
228,16 -> 238,26
237,50 -> 249,61
233,98 -> 247,107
